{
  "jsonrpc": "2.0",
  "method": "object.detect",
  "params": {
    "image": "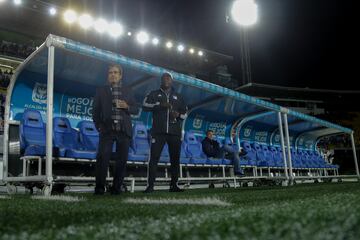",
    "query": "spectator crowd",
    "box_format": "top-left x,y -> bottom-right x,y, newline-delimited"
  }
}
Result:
0,40 -> 35,59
